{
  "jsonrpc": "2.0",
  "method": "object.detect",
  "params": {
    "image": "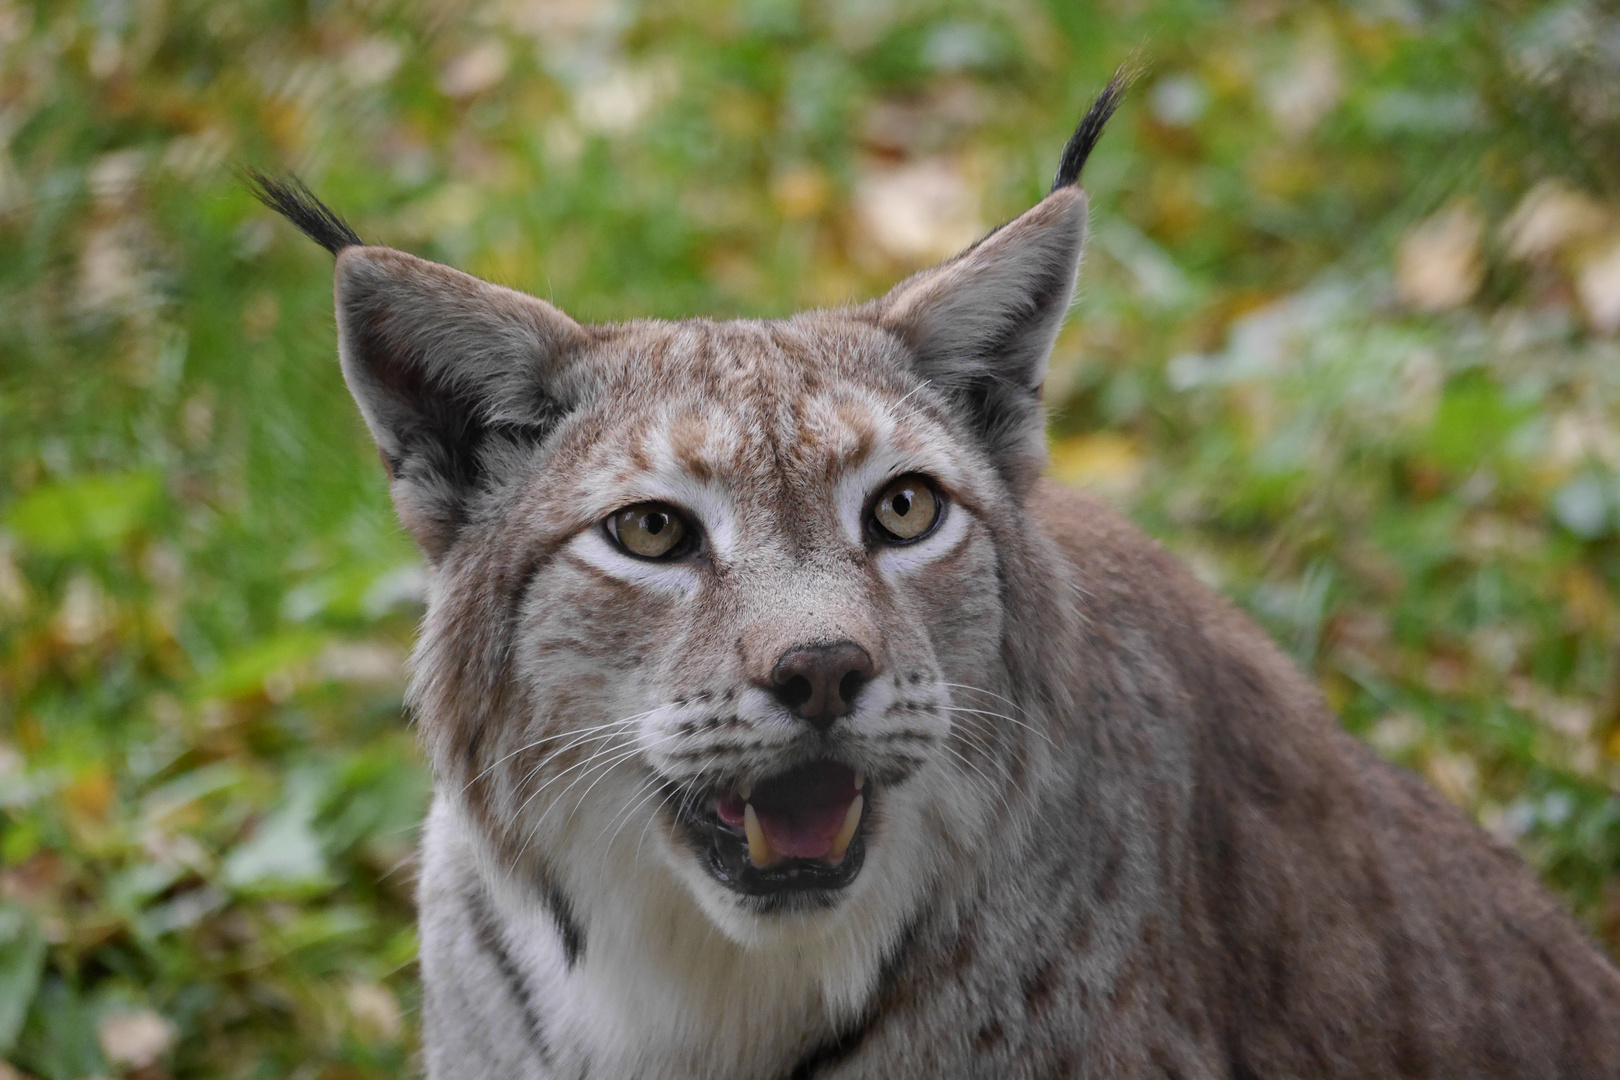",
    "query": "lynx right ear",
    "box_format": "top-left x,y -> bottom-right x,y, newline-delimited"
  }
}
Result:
250,174 -> 588,559
331,248 -> 586,559
869,190 -> 1086,496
